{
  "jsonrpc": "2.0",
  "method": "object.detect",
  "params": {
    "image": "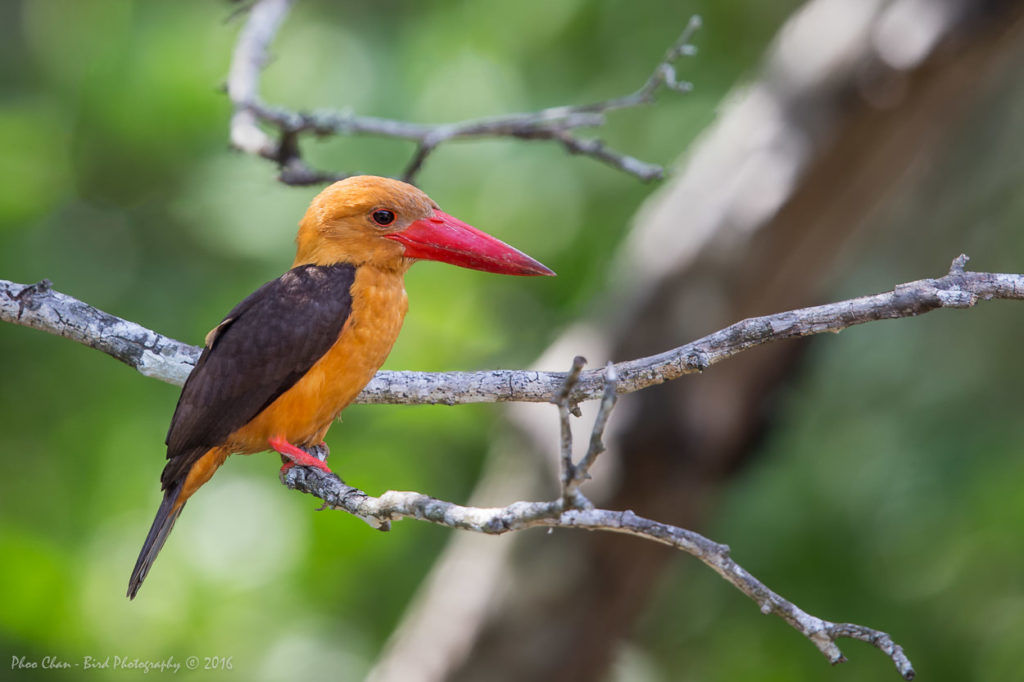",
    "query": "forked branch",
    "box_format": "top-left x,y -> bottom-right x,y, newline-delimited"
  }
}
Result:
226,0 -> 700,185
